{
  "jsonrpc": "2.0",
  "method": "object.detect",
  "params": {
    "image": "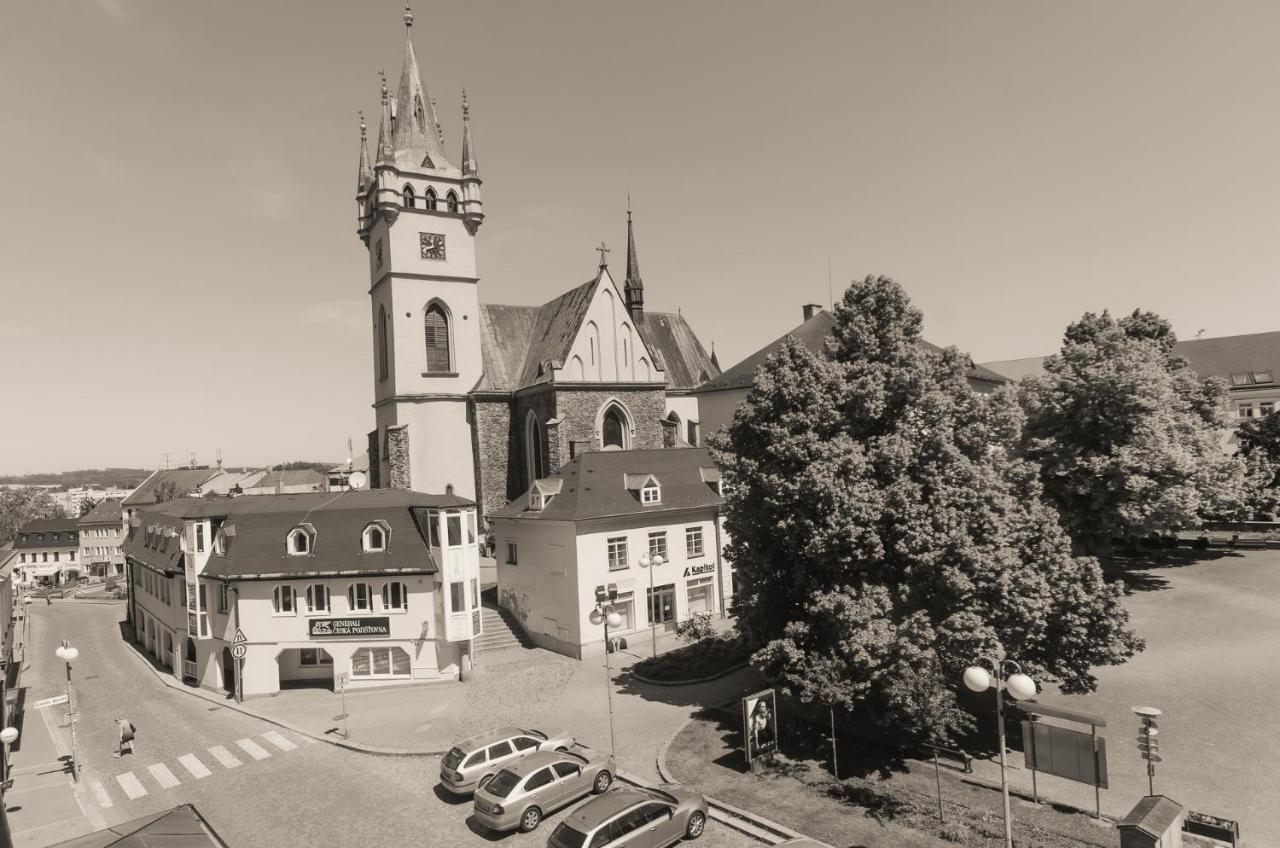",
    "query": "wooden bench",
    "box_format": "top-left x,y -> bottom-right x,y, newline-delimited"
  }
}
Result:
924,743 -> 973,774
